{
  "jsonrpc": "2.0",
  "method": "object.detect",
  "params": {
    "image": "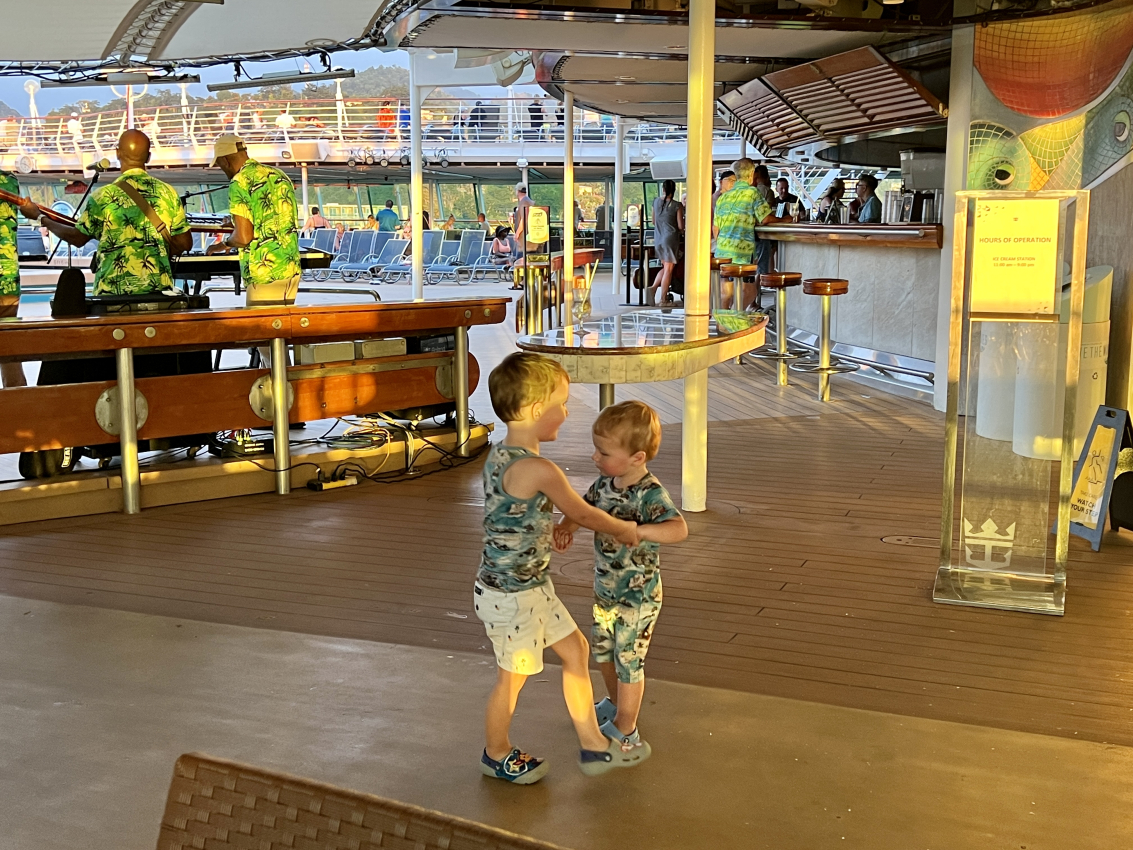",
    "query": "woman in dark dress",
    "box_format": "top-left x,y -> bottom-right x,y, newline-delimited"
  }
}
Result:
650,179 -> 684,305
